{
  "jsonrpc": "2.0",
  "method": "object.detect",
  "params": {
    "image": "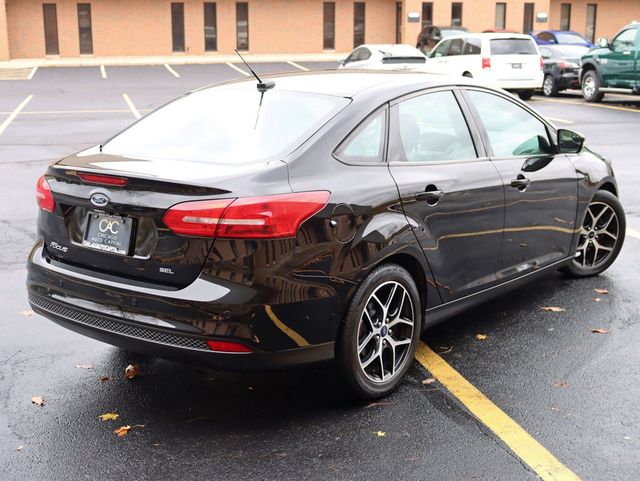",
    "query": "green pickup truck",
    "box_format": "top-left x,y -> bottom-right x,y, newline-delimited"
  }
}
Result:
581,22 -> 640,102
